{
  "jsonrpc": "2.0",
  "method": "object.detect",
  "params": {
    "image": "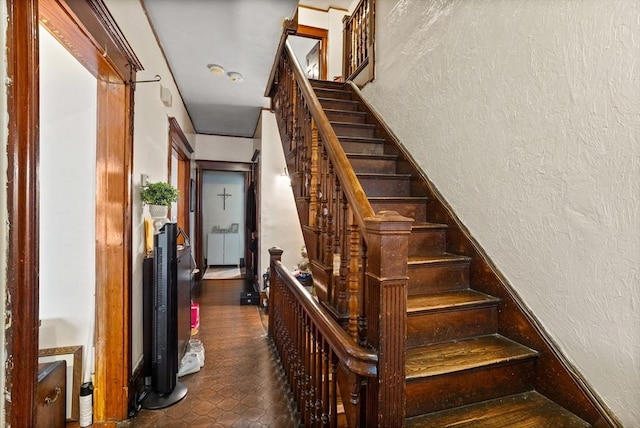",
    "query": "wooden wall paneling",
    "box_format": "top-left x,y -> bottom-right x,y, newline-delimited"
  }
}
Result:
5,0 -> 41,426
195,168 -> 204,276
